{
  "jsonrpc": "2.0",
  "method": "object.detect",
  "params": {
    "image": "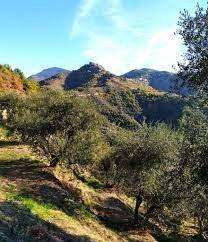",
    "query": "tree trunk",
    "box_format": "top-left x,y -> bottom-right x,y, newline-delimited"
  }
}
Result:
198,216 -> 203,235
134,194 -> 143,223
